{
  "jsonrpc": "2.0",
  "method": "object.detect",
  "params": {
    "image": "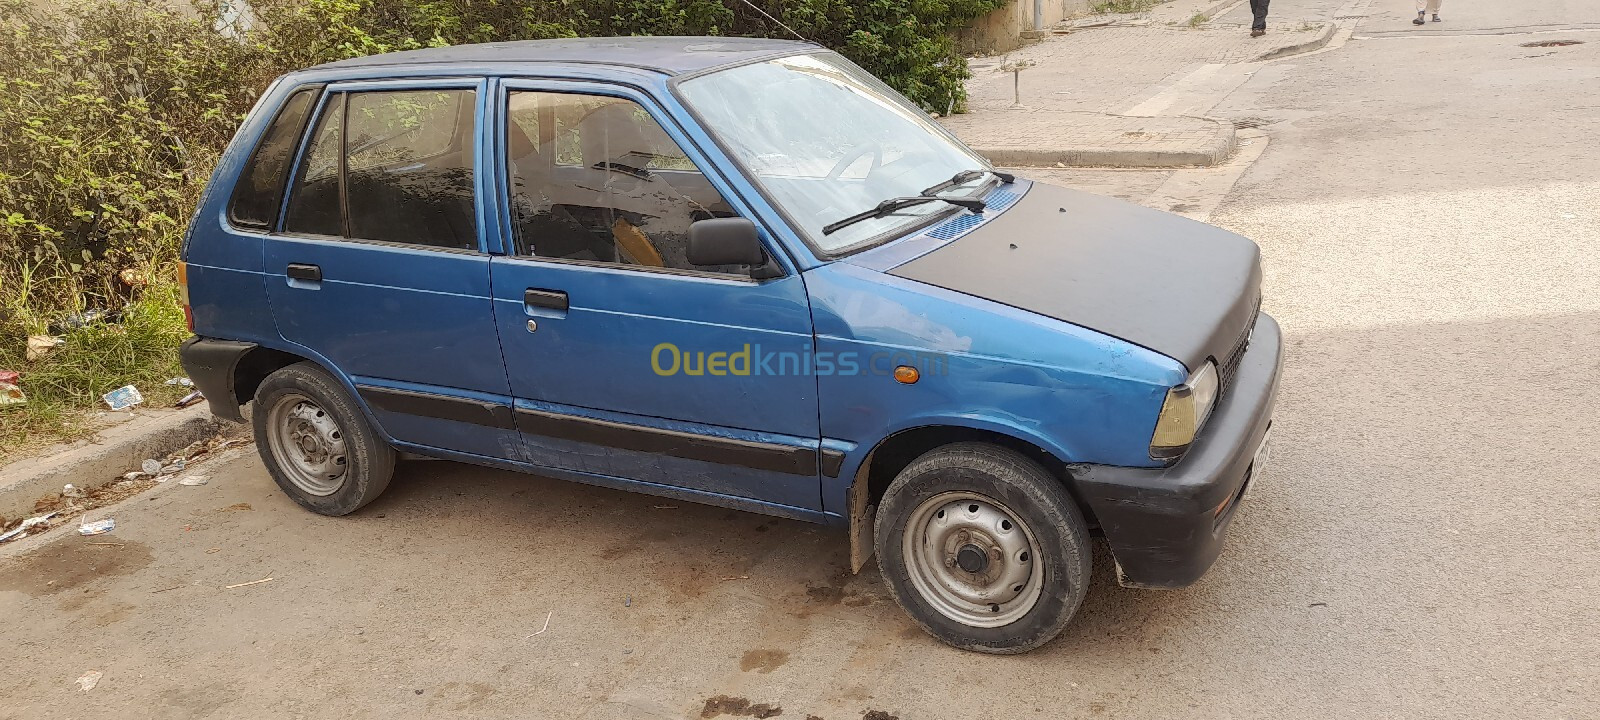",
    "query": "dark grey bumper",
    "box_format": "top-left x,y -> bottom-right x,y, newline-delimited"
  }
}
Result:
179,336 -> 256,423
1073,312 -> 1284,589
